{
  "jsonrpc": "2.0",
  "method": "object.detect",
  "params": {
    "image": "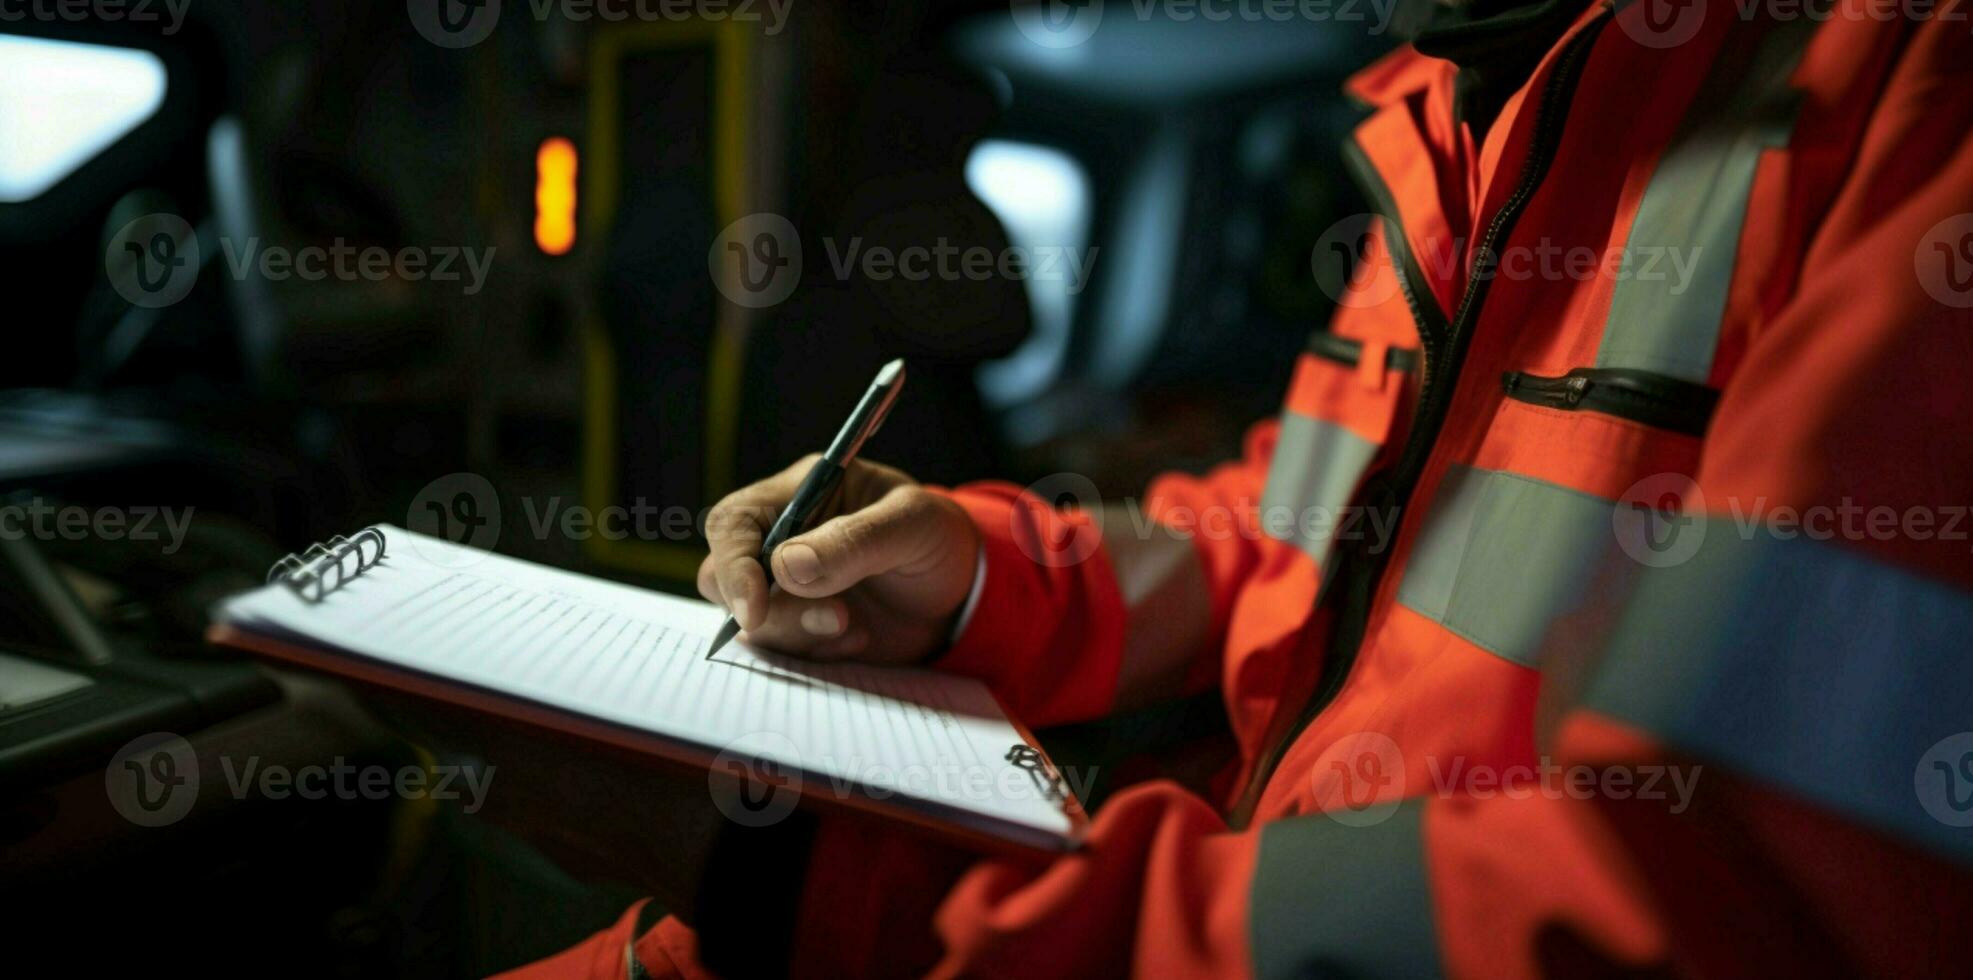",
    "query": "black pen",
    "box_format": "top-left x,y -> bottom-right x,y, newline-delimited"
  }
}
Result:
706,358 -> 908,659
